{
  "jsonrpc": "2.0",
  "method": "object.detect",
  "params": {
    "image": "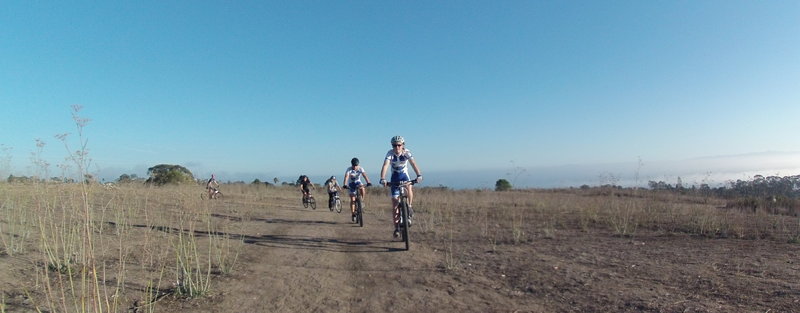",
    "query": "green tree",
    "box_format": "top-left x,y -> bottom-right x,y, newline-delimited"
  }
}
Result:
495,179 -> 512,191
252,178 -> 262,185
117,173 -> 141,184
145,164 -> 195,185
